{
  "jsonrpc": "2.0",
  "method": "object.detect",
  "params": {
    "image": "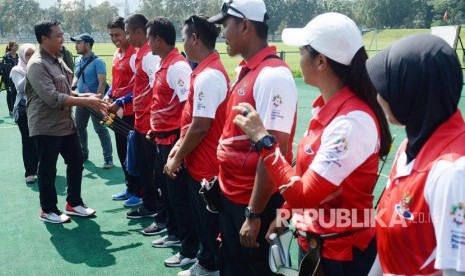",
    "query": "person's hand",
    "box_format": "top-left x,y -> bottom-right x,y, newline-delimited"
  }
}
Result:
232,102 -> 269,143
168,144 -> 179,159
265,218 -> 286,244
103,96 -> 111,103
145,130 -> 155,142
239,217 -> 260,248
109,102 -> 120,114
85,94 -> 109,112
79,92 -> 94,98
164,157 -> 181,179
